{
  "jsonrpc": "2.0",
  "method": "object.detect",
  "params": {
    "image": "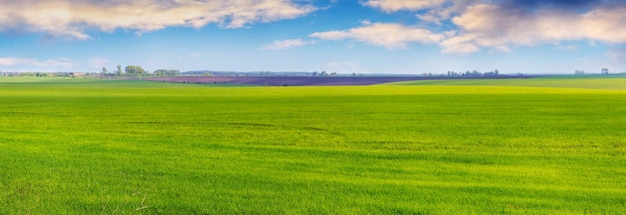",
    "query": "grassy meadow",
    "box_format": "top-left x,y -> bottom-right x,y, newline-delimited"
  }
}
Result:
388,75 -> 626,90
1,76 -> 625,214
